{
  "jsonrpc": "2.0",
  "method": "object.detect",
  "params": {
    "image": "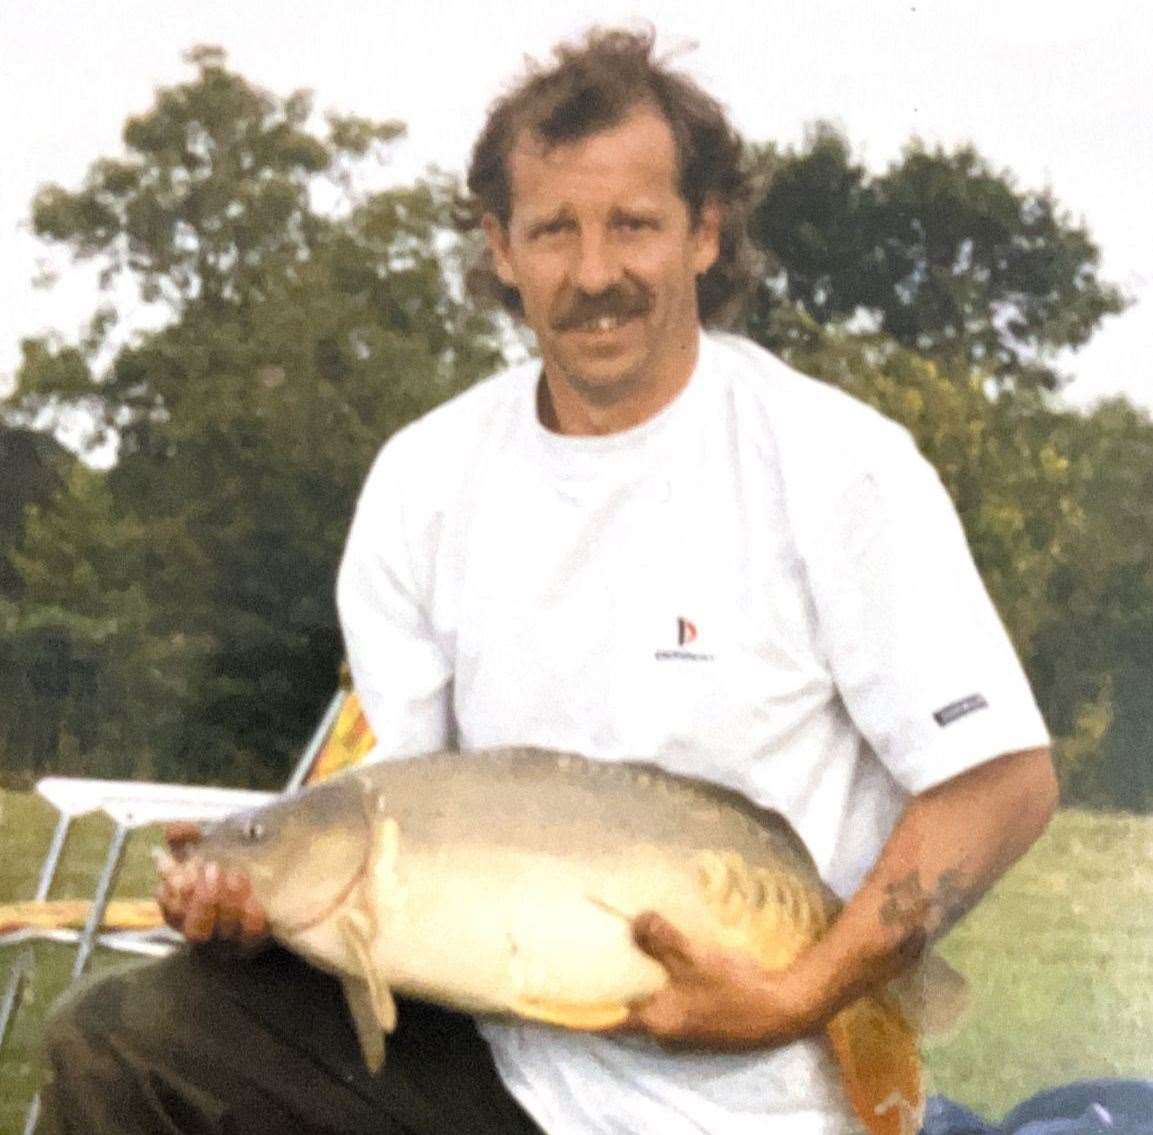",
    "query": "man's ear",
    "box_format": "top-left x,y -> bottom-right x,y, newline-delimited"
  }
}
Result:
481,213 -> 517,288
691,196 -> 722,277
